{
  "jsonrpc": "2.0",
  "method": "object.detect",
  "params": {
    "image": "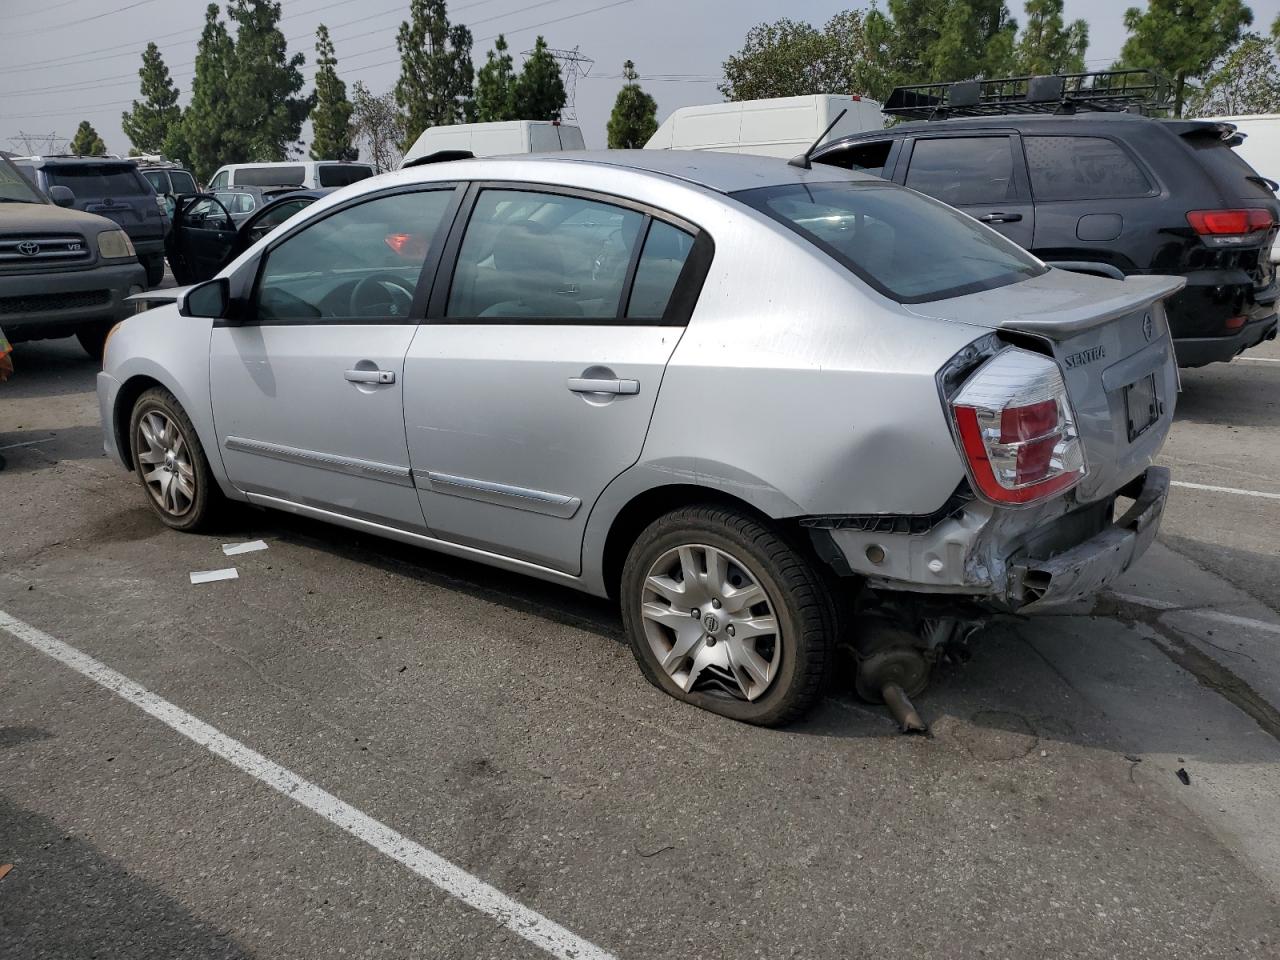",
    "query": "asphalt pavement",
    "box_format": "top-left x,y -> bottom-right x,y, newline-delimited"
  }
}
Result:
2,332 -> 1279,959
